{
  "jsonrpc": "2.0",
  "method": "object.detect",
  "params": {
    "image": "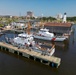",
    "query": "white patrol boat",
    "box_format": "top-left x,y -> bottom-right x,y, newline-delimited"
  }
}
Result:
33,28 -> 66,41
12,33 -> 55,56
13,33 -> 35,46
